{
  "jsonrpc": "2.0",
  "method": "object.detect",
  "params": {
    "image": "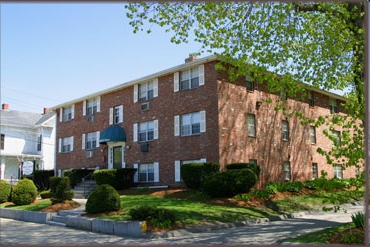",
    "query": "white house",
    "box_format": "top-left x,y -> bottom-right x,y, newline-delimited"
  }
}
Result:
0,103 -> 56,184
